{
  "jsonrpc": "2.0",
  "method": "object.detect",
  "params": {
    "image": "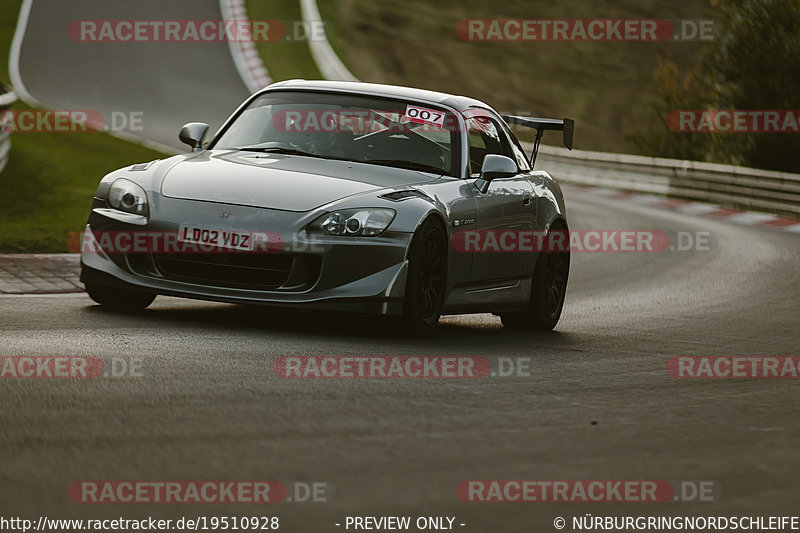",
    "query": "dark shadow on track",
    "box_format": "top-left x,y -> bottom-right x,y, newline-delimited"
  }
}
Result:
83,301 -> 579,348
